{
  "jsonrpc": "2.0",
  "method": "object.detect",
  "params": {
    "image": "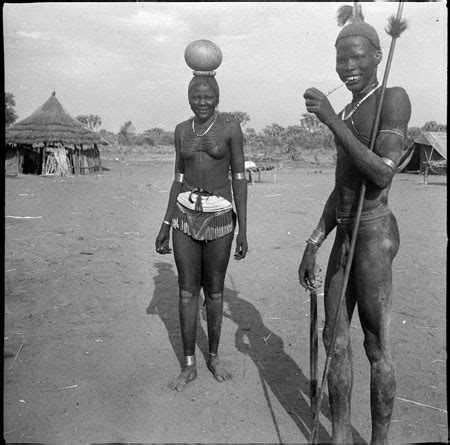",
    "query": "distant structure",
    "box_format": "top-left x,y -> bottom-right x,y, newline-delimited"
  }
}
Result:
5,91 -> 107,176
398,131 -> 447,176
